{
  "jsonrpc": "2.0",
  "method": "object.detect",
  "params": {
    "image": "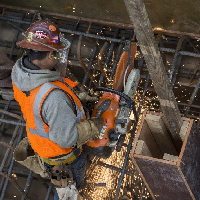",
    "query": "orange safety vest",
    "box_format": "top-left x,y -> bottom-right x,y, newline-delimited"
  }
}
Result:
13,78 -> 86,158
